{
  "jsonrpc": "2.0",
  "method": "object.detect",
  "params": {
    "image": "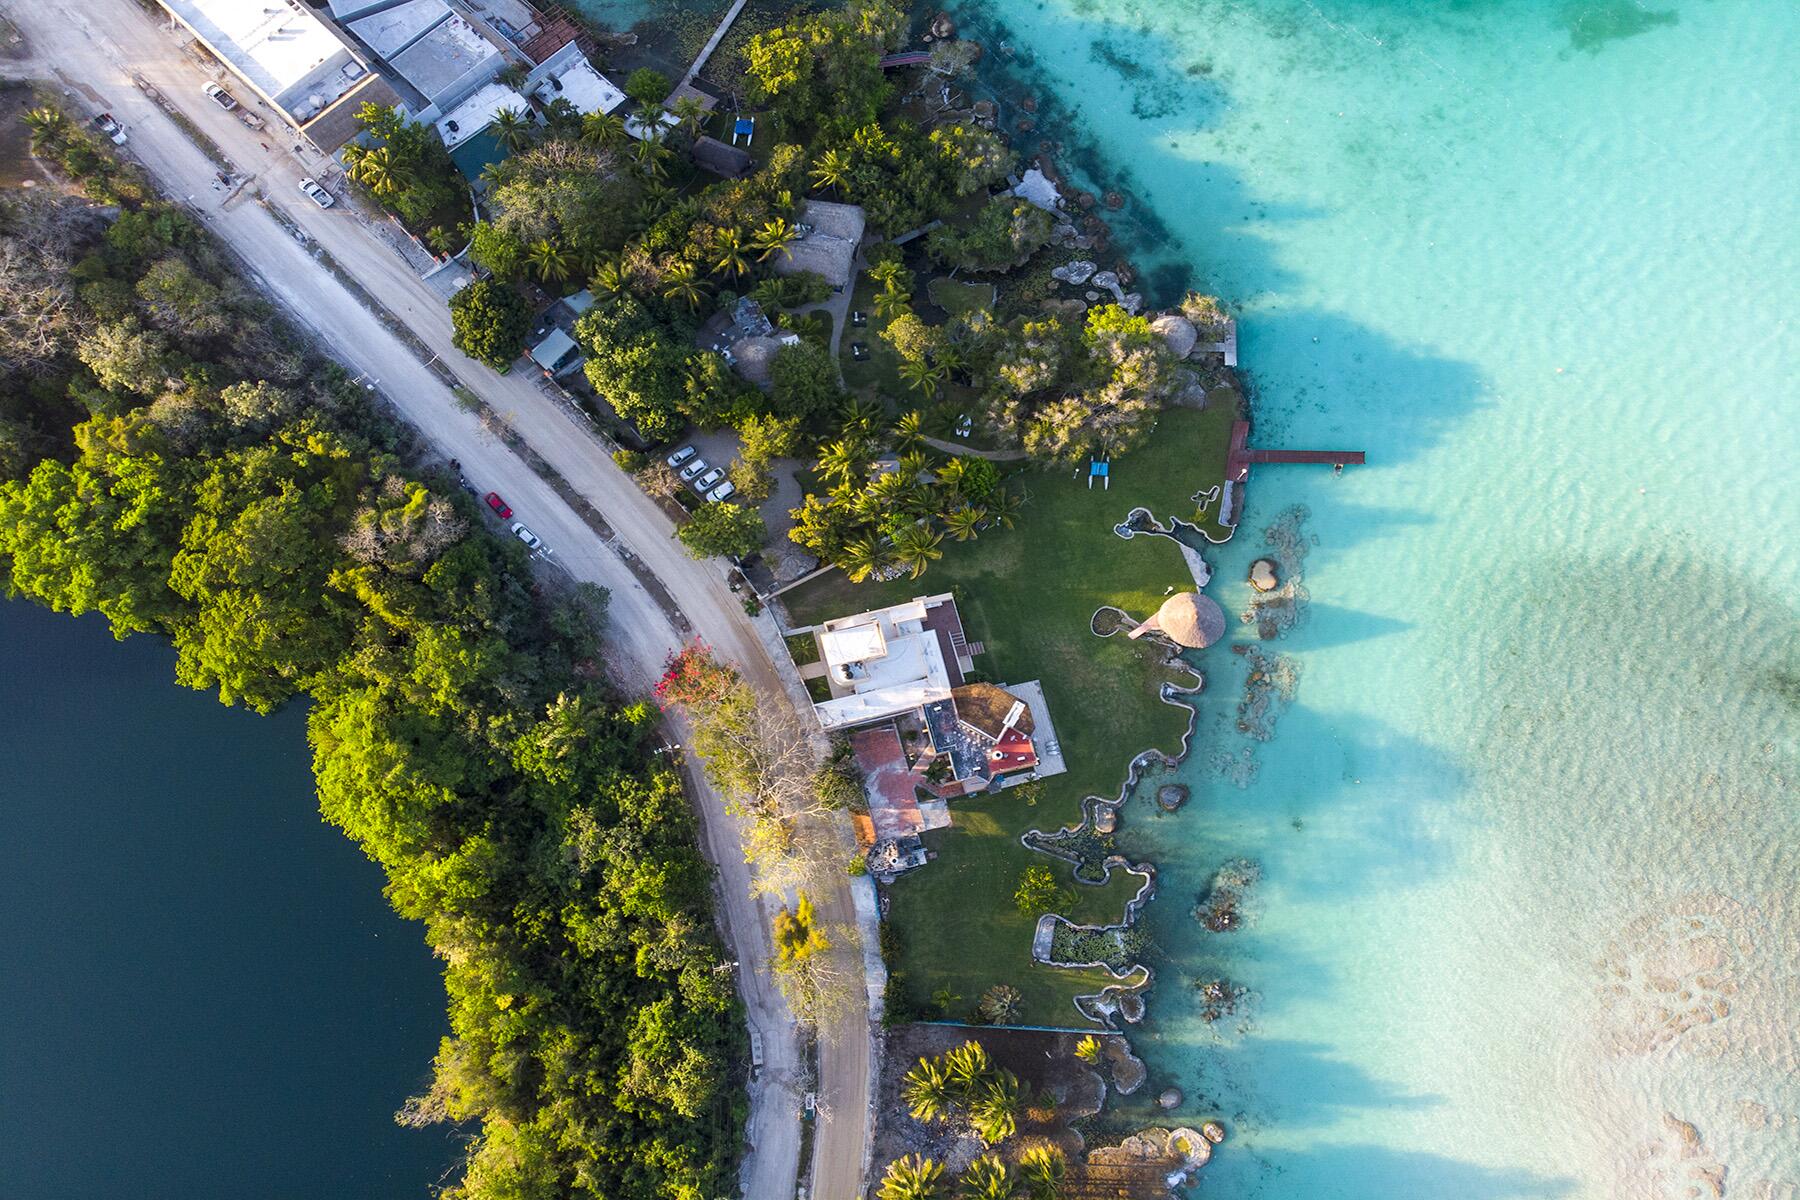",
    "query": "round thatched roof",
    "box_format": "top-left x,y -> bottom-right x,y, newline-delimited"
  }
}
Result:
729,336 -> 783,385
1155,591 -> 1226,648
